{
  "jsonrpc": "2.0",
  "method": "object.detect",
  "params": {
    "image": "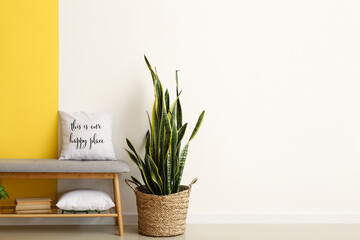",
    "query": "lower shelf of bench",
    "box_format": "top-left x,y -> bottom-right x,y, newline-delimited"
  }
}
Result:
0,206 -> 118,218
0,213 -> 118,218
